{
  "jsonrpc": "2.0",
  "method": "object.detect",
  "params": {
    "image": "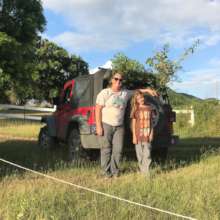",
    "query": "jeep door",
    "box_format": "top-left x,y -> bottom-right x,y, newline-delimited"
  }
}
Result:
55,80 -> 74,140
